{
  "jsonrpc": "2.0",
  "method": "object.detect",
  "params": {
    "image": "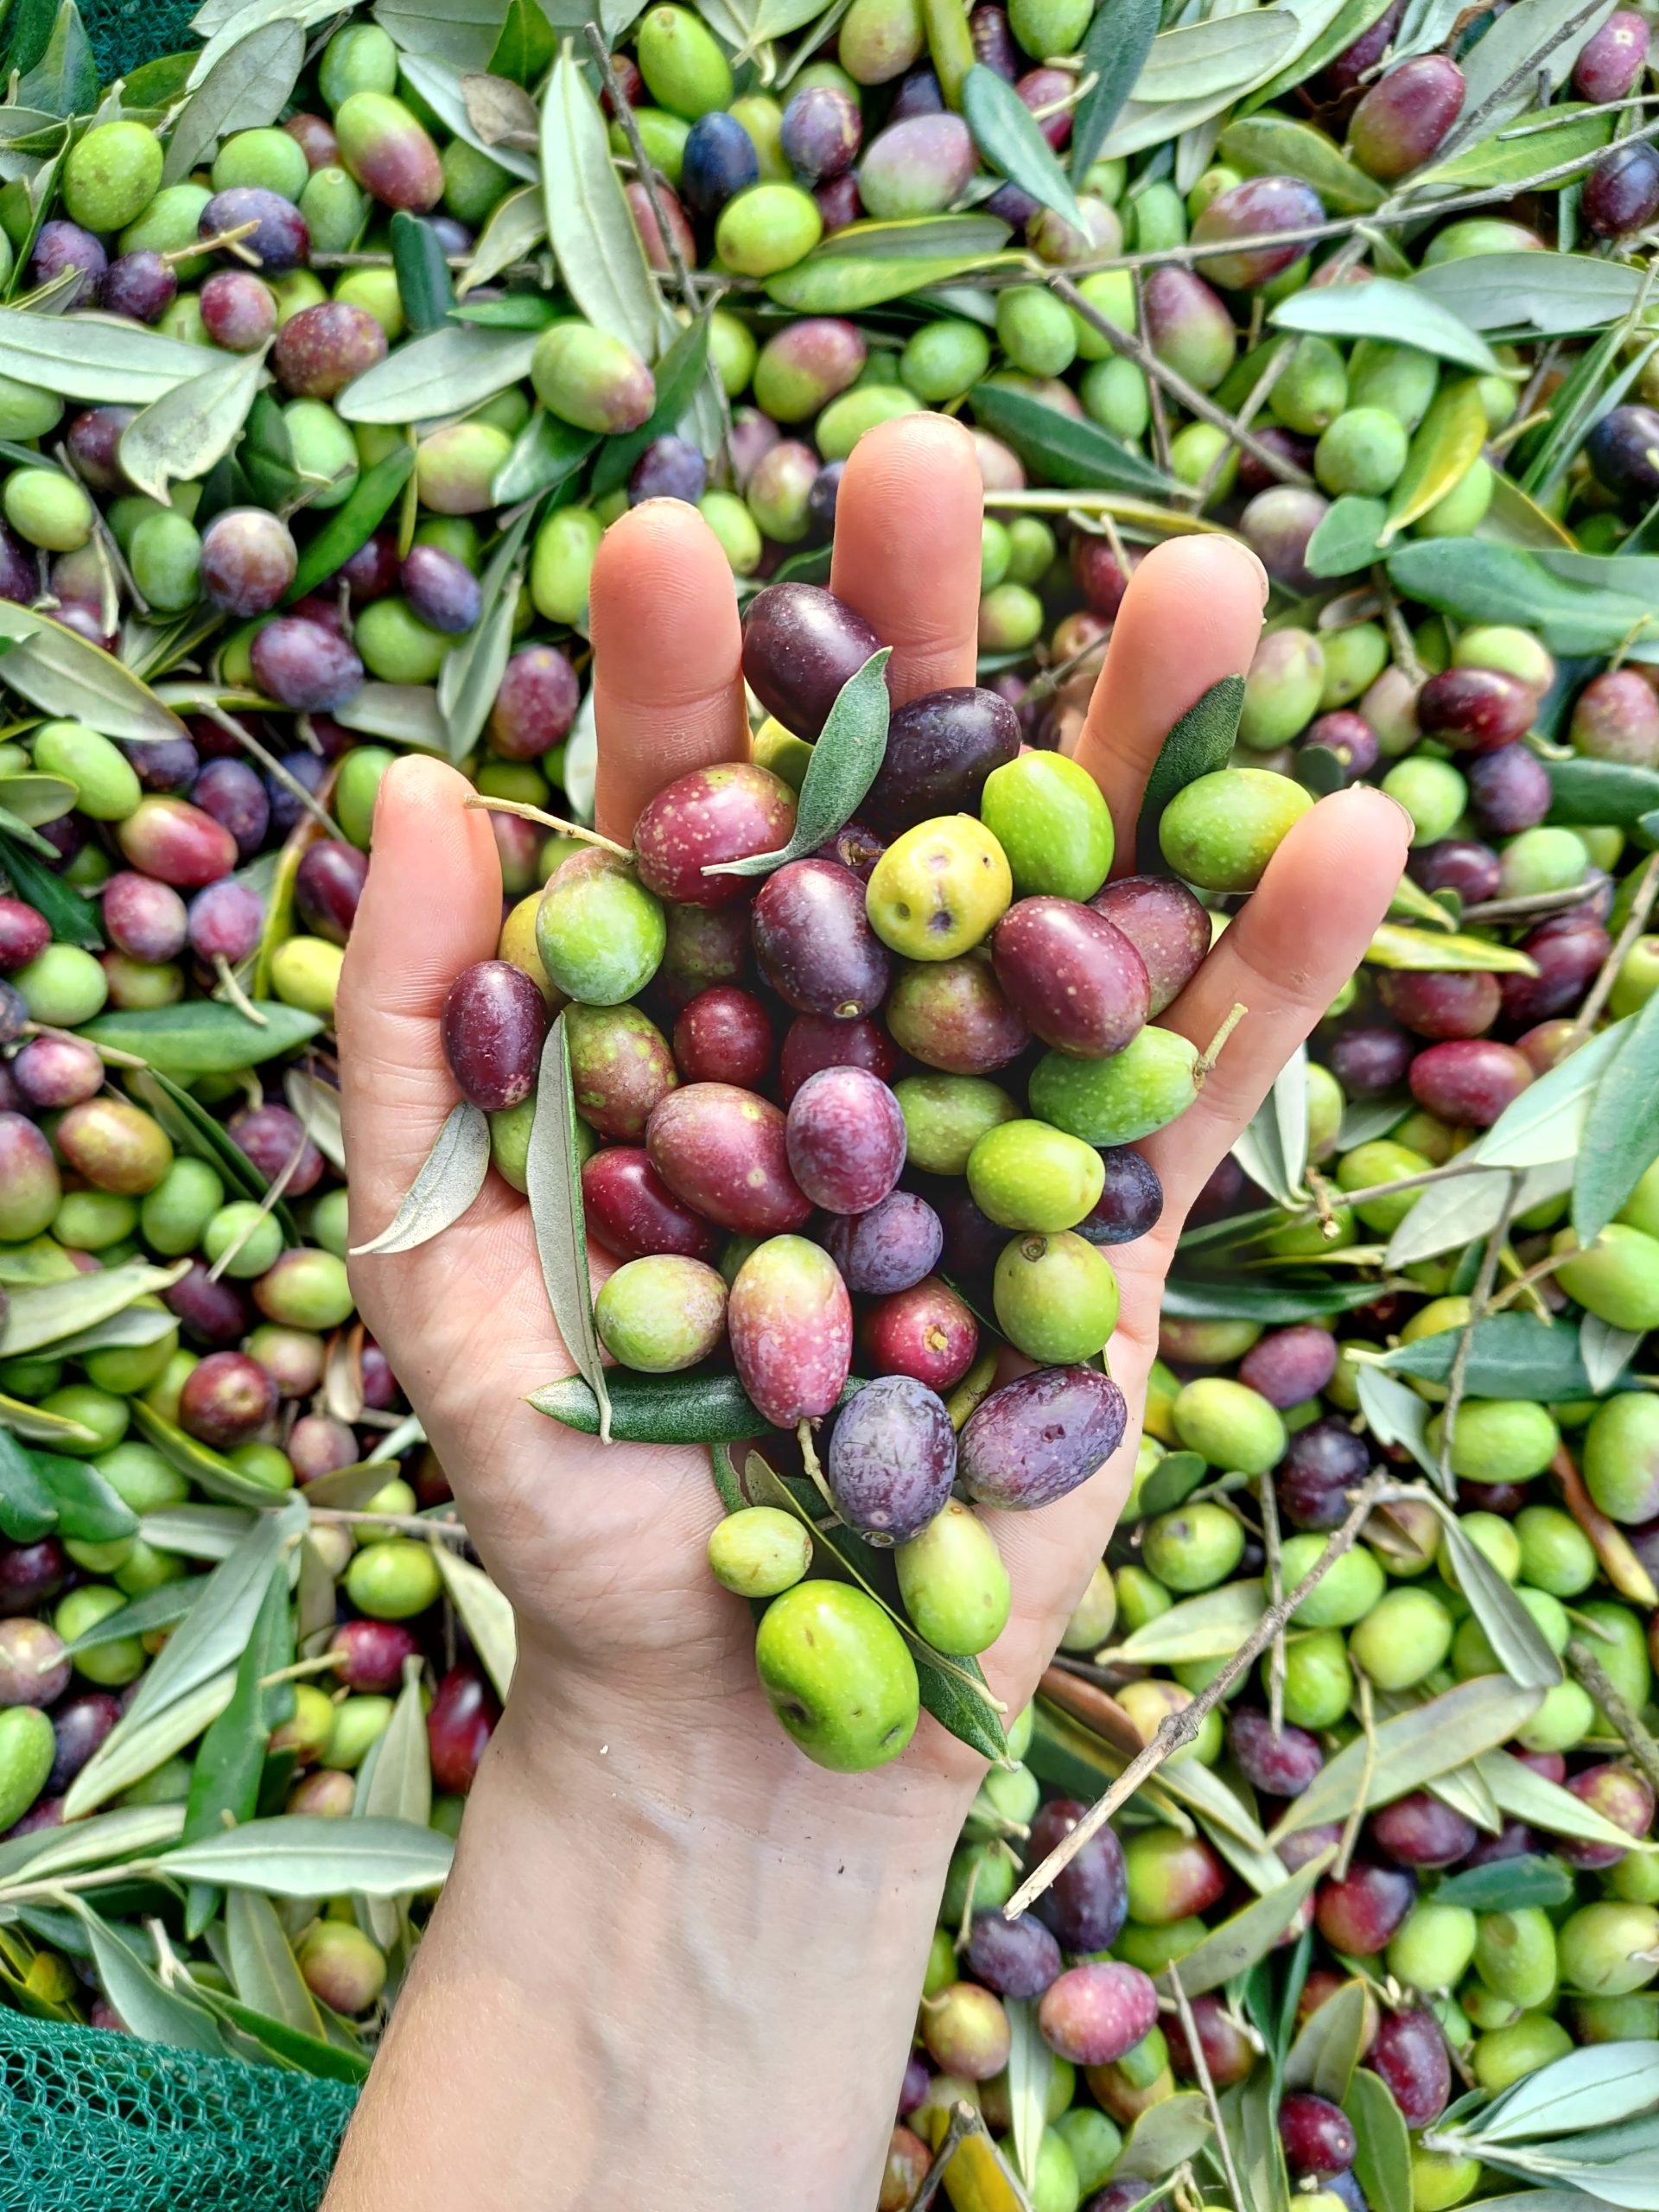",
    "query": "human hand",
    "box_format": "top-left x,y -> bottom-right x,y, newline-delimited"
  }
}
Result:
339,412 -> 1405,1818
327,413 -> 1406,2211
